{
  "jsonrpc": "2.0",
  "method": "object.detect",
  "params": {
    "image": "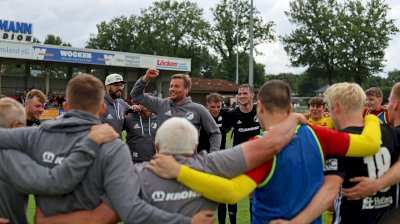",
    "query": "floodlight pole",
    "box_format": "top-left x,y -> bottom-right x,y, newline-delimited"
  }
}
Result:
249,0 -> 254,87
236,1 -> 239,84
